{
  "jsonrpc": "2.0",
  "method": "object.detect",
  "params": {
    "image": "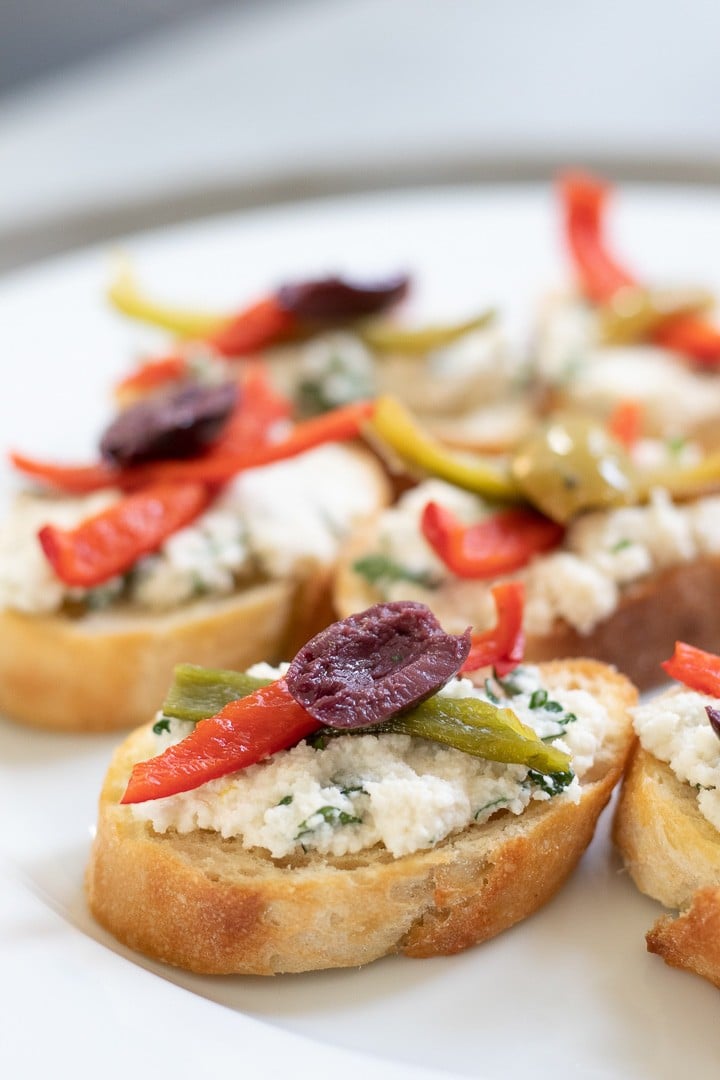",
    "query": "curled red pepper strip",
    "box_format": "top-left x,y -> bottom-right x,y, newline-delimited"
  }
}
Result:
421,502 -> 565,580
9,454 -> 118,494
654,314 -> 720,366
661,641 -> 720,697
115,355 -> 189,398
607,400 -> 643,449
561,170 -> 720,365
461,583 -> 525,677
38,482 -> 213,588
121,680 -> 318,804
559,171 -> 636,304
122,399 -> 374,487
10,399 -> 372,494
205,296 -> 297,357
